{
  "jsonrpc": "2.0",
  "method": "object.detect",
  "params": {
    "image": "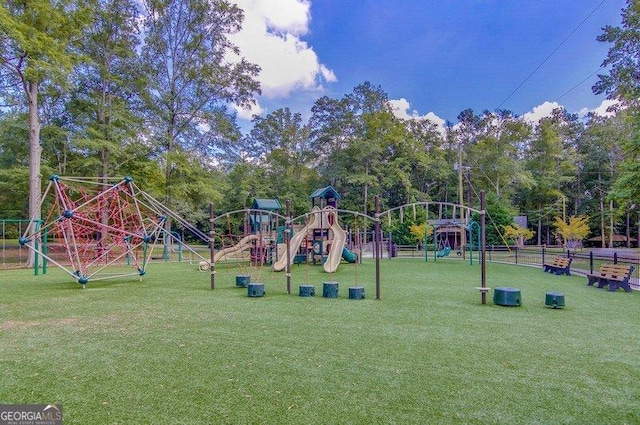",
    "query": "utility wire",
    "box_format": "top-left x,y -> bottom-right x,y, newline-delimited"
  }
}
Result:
495,0 -> 607,110
555,66 -> 604,102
